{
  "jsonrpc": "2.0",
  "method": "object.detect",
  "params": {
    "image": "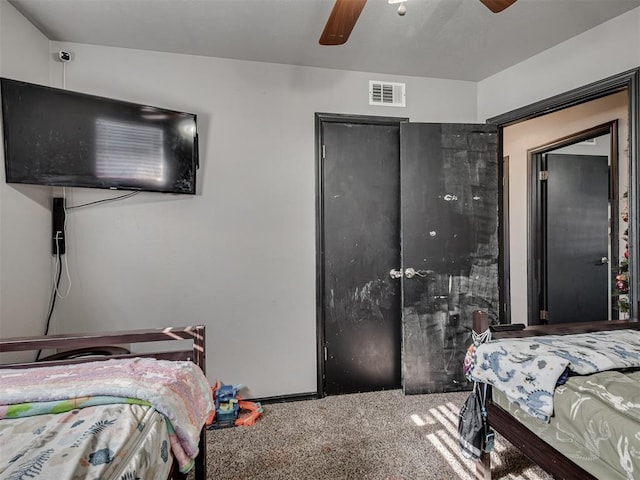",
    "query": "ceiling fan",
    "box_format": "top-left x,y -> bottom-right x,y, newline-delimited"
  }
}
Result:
319,0 -> 518,46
